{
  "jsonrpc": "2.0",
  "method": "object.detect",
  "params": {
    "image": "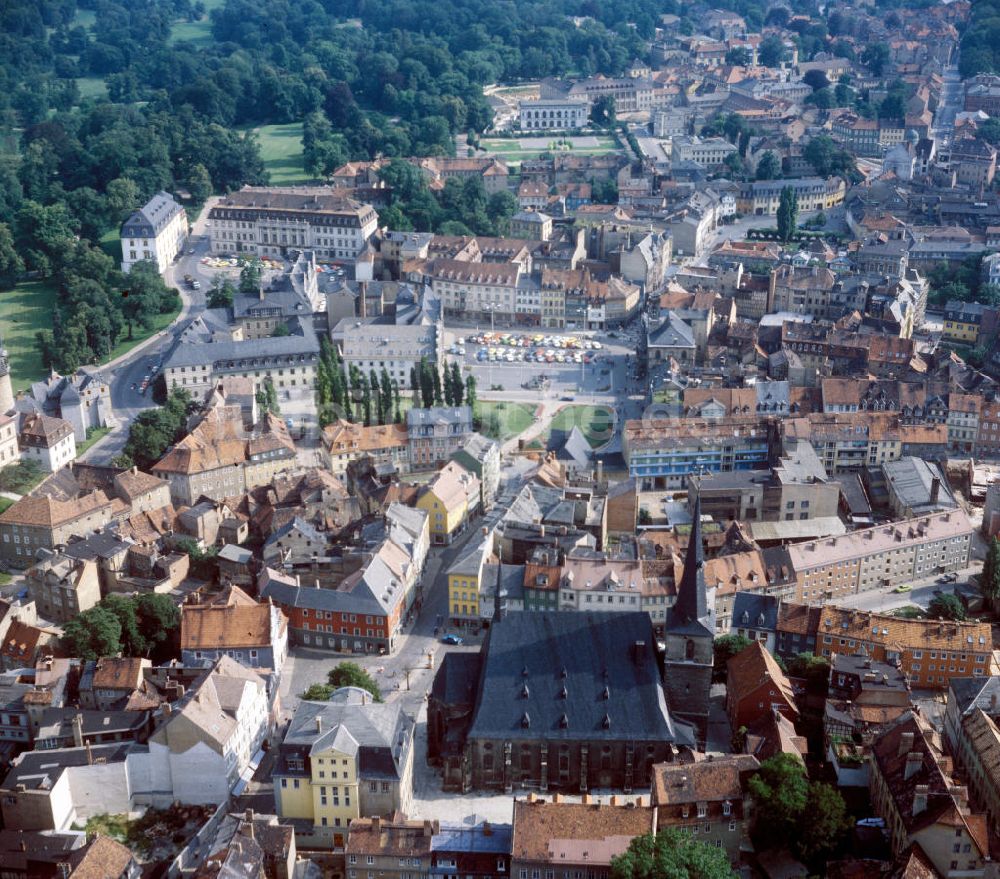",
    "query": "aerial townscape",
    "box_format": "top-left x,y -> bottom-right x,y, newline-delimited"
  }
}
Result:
9,0 -> 1000,878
